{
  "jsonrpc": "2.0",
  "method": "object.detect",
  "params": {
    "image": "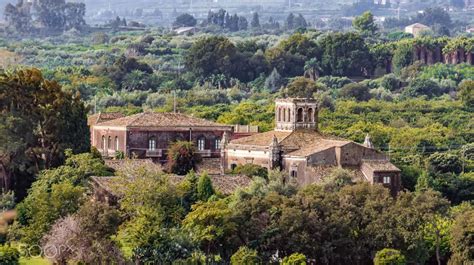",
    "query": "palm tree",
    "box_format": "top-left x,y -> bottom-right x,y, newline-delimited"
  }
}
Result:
304,58 -> 322,81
